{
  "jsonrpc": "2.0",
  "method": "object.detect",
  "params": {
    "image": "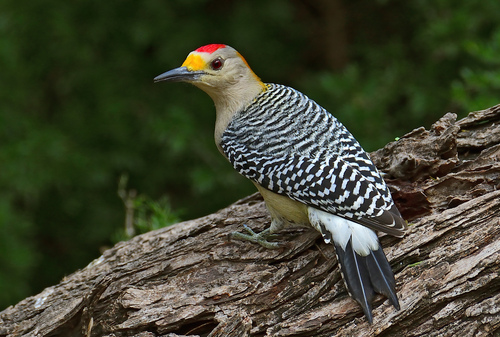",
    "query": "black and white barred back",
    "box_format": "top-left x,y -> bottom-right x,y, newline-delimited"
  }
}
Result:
220,84 -> 405,237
